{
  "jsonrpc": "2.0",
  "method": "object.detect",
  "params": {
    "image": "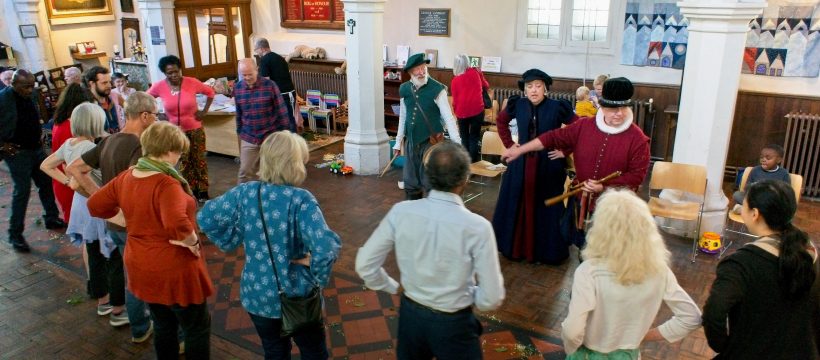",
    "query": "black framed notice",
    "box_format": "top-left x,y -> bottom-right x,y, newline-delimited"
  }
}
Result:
418,8 -> 450,37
